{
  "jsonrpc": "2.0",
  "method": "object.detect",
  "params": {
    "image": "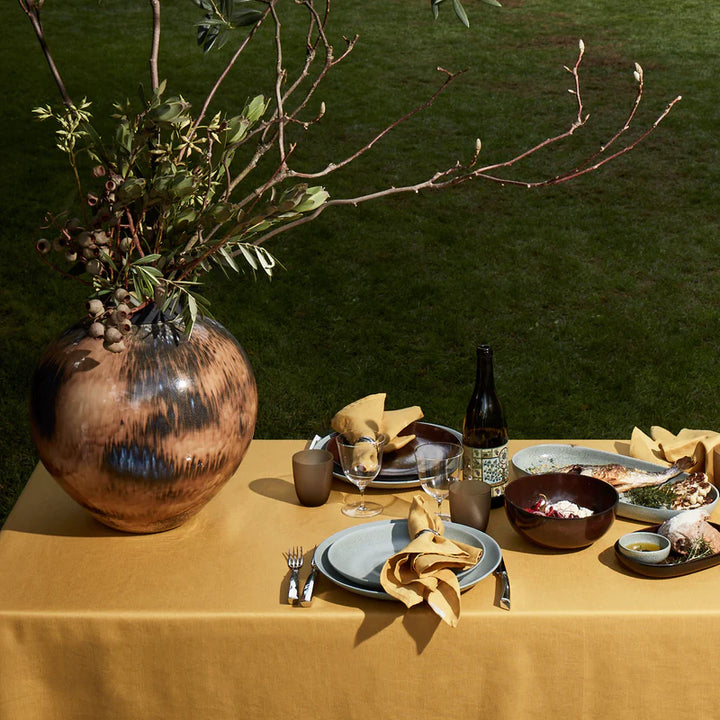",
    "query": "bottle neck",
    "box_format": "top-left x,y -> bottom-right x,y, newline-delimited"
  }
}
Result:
474,345 -> 495,393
